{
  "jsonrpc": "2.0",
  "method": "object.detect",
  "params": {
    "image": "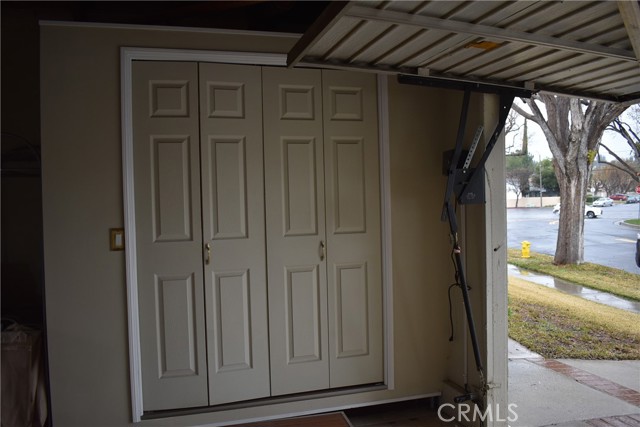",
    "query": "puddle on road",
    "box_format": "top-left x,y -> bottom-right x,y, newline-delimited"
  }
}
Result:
508,264 -> 640,314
